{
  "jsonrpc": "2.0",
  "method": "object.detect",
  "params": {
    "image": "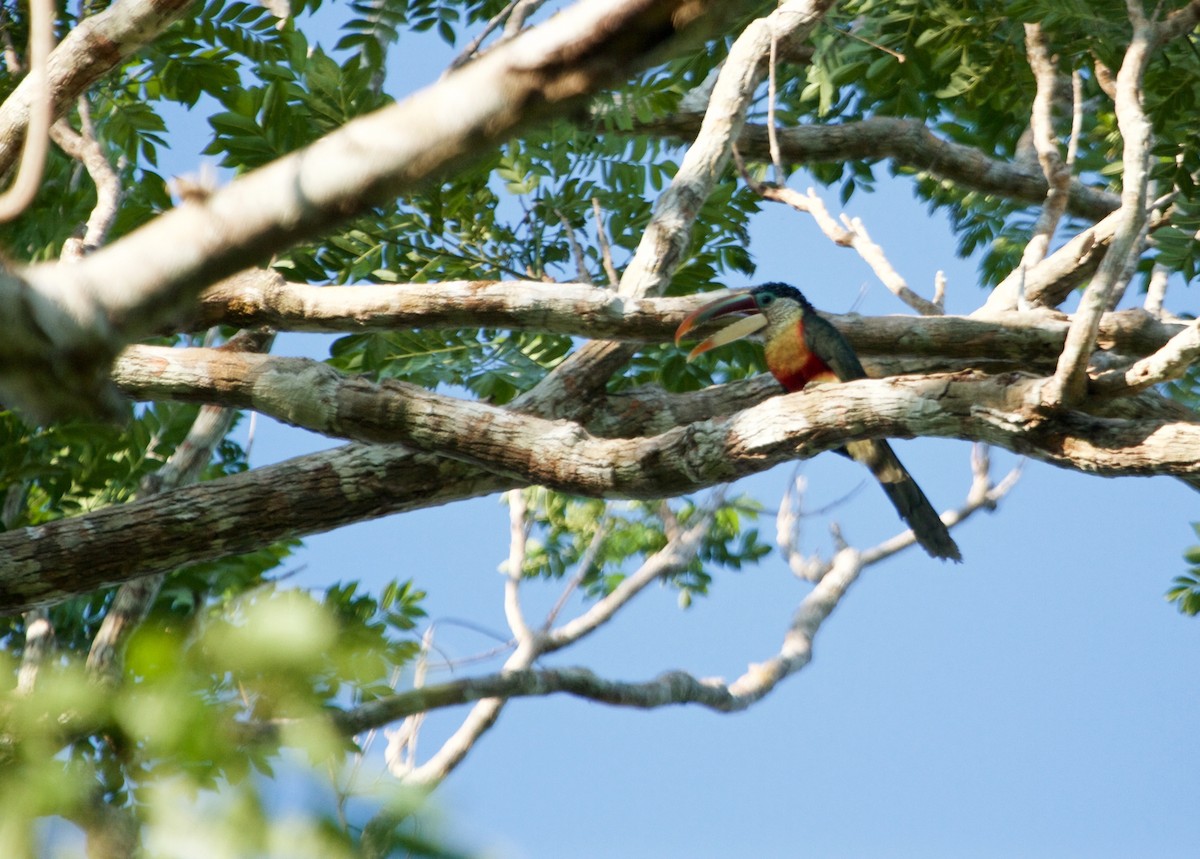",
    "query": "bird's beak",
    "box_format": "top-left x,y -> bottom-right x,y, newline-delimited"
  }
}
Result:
674,292 -> 766,361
